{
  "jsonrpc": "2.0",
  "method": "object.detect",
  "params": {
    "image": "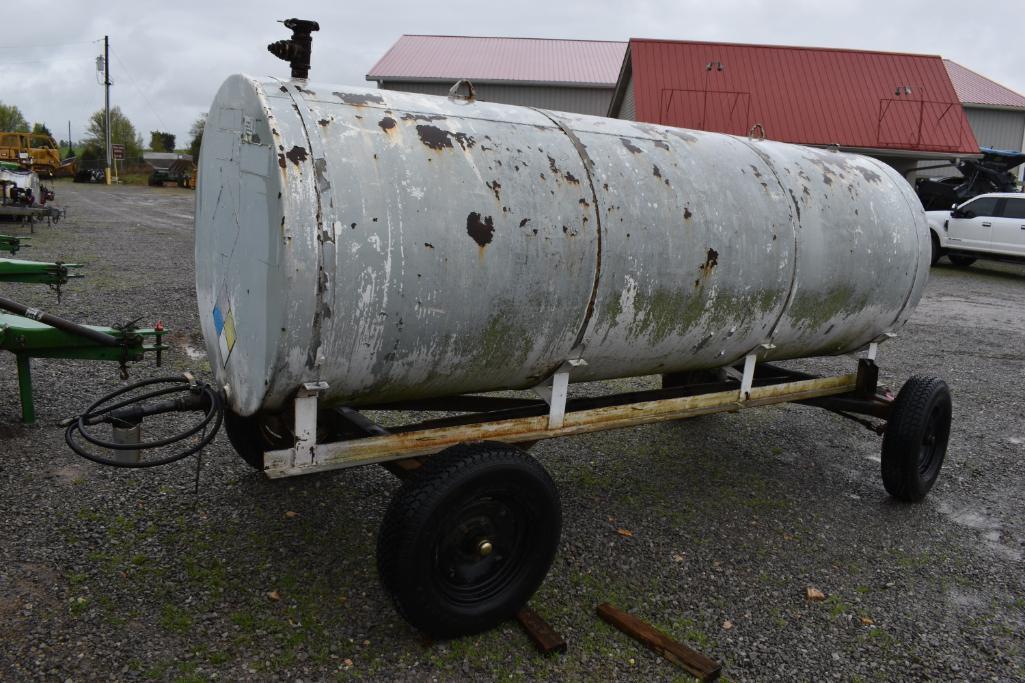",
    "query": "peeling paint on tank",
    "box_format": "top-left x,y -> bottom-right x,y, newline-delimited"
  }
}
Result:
285,146 -> 308,165
378,116 -> 397,132
466,212 -> 495,247
416,125 -> 475,151
620,138 -> 643,154
334,91 -> 385,106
